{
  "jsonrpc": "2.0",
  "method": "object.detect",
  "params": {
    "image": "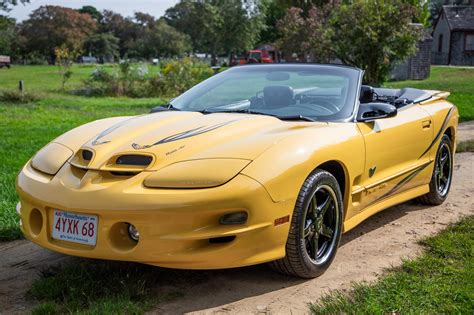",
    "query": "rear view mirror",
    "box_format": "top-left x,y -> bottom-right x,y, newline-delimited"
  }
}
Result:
265,72 -> 290,81
357,103 -> 397,122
